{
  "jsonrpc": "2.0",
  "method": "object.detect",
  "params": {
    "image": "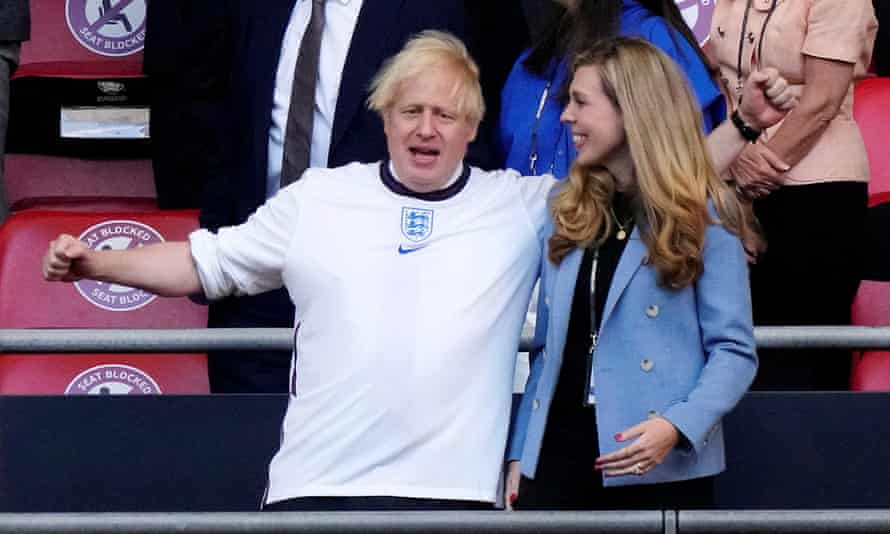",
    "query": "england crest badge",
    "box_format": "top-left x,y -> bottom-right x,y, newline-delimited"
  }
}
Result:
401,207 -> 434,242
